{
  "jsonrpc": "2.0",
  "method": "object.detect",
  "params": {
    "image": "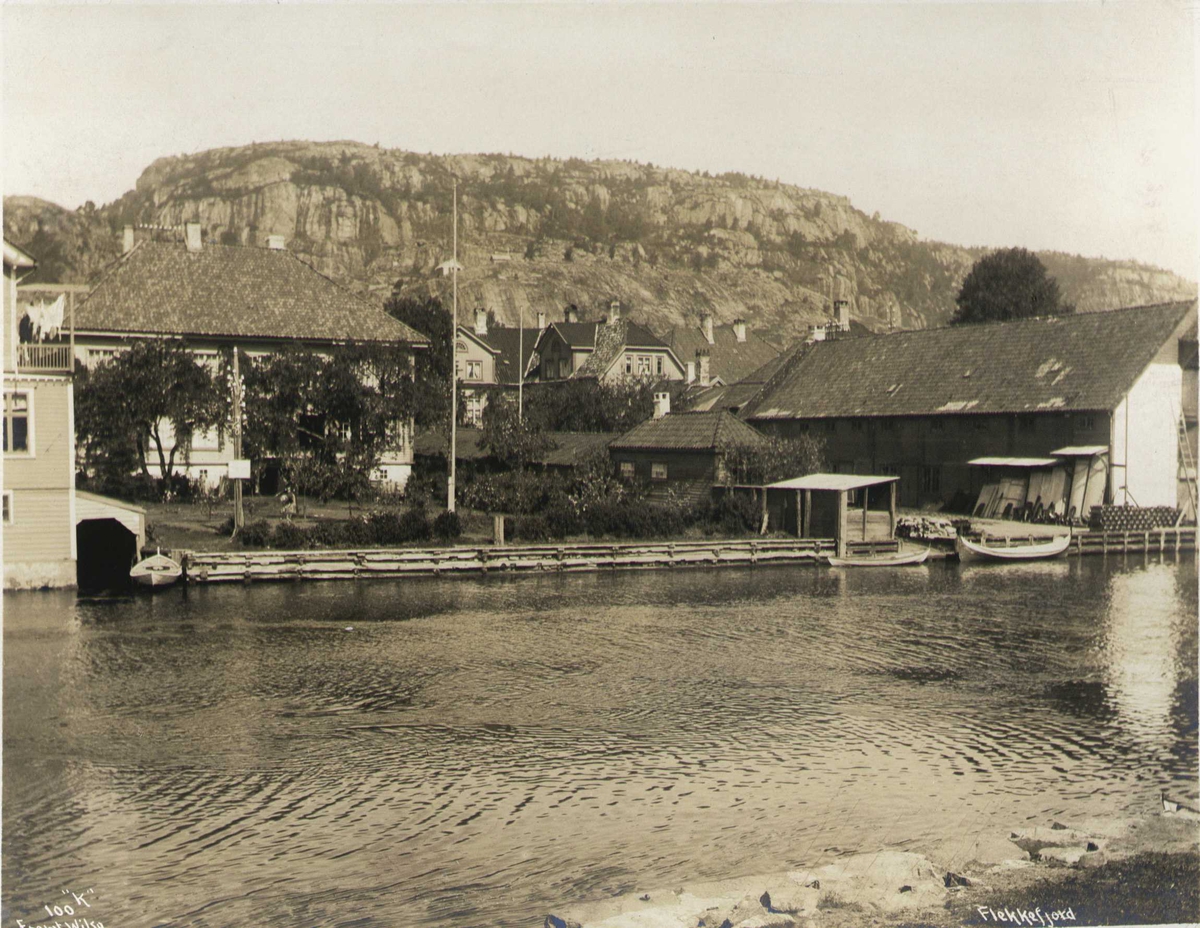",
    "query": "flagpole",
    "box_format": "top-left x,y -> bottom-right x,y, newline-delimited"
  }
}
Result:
448,176 -> 458,514
518,304 -> 523,421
